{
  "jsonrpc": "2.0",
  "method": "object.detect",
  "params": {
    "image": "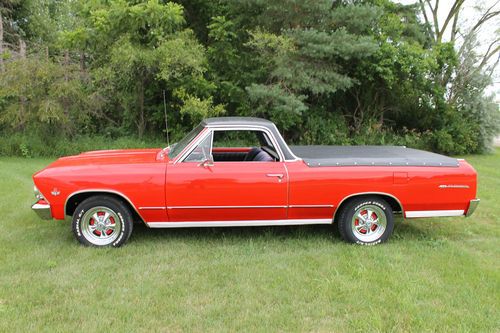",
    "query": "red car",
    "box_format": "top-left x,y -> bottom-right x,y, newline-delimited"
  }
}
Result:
32,117 -> 480,247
